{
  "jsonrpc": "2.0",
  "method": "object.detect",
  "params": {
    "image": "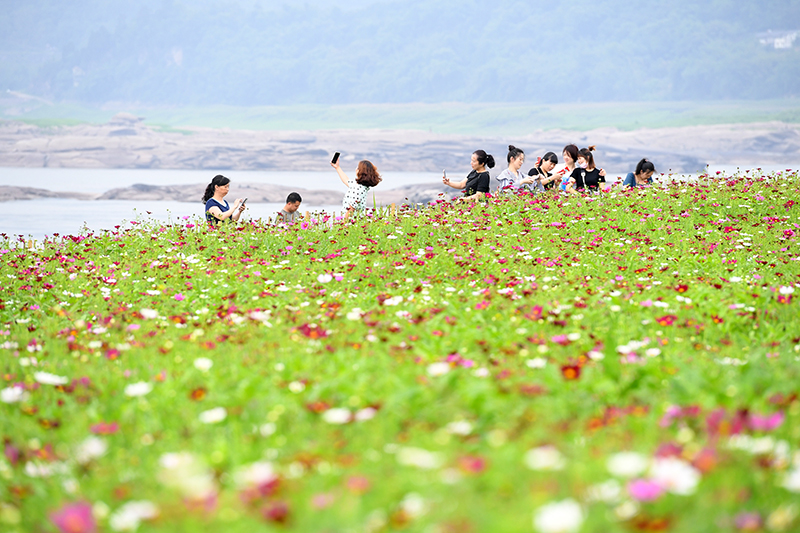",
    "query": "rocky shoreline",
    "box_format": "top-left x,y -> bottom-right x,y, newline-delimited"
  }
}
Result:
2,114 -> 799,175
